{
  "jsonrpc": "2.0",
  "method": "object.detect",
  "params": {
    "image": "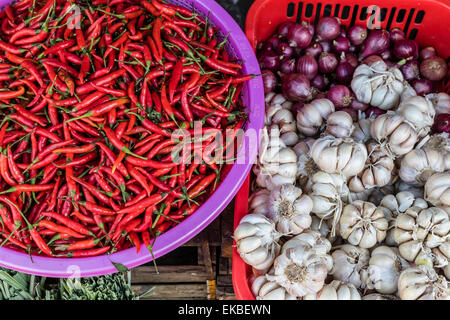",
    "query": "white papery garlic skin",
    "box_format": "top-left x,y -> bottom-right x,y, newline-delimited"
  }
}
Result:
267,242 -> 333,297
398,265 -> 450,300
331,244 -> 370,288
311,136 -> 368,178
396,96 -> 435,138
351,61 -> 406,110
394,206 -> 450,266
399,148 -> 447,186
424,172 -> 450,207
370,111 -> 418,158
348,142 -> 395,193
427,92 -> 450,115
362,246 -> 409,294
303,280 -> 361,300
293,138 -> 317,186
339,200 -> 388,249
379,191 -> 428,246
254,125 -> 298,190
325,111 -> 355,138
265,97 -> 298,146
352,118 -> 373,143
234,214 -> 282,272
281,230 -> 332,256
251,275 -> 297,300
296,98 -> 335,136
248,189 -> 271,216
267,184 -> 313,235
